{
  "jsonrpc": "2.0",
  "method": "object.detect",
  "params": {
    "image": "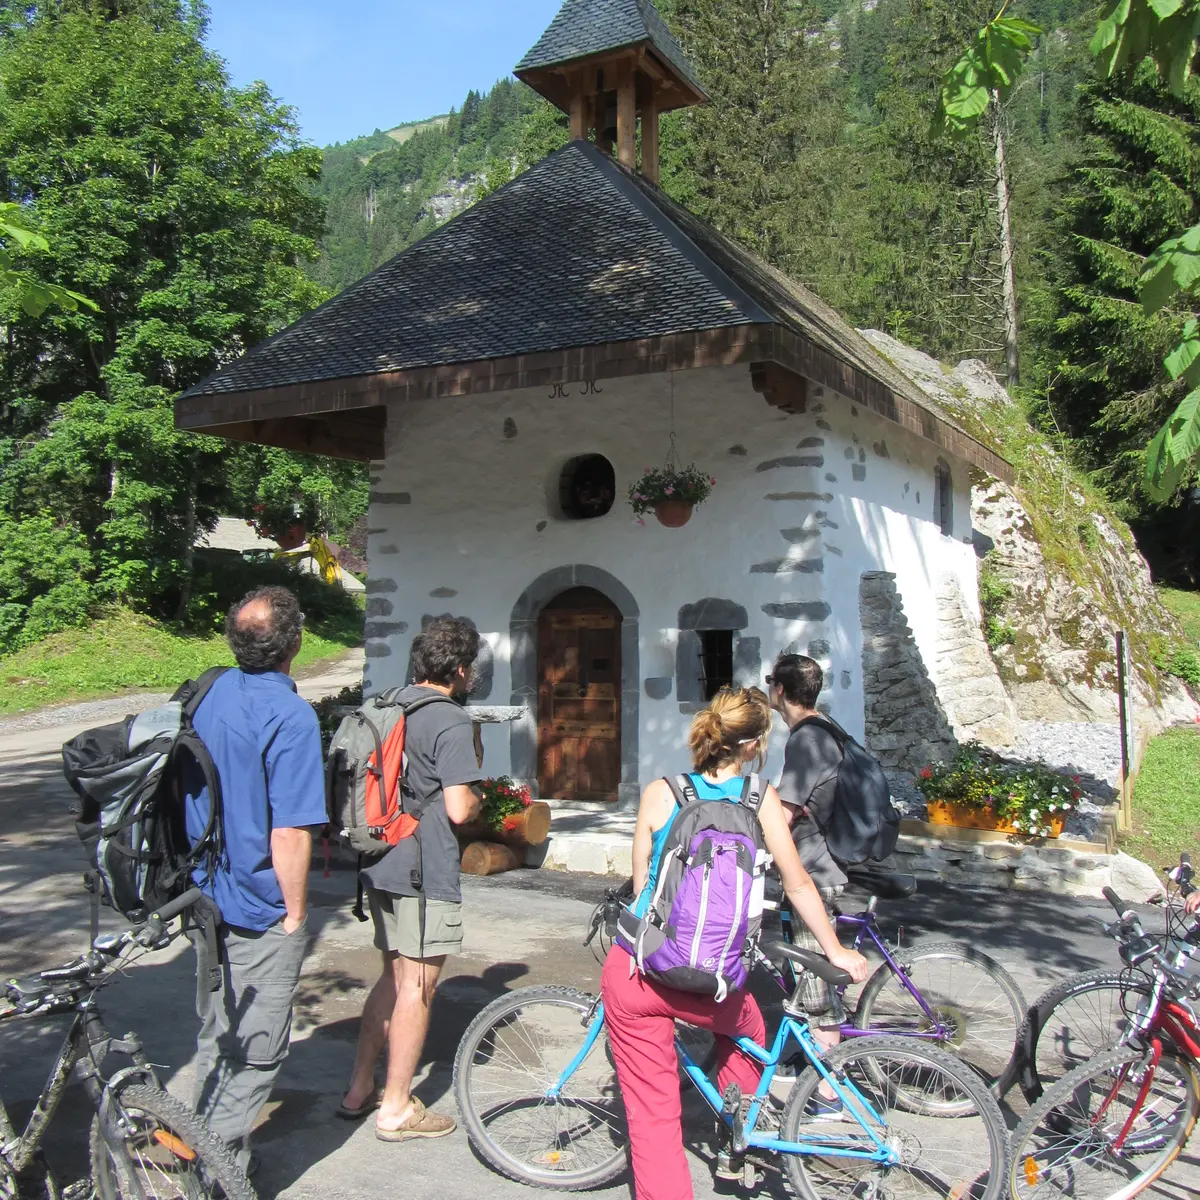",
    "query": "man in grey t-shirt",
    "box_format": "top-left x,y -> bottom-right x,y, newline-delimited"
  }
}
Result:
769,654 -> 847,1062
340,619 -> 482,1142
